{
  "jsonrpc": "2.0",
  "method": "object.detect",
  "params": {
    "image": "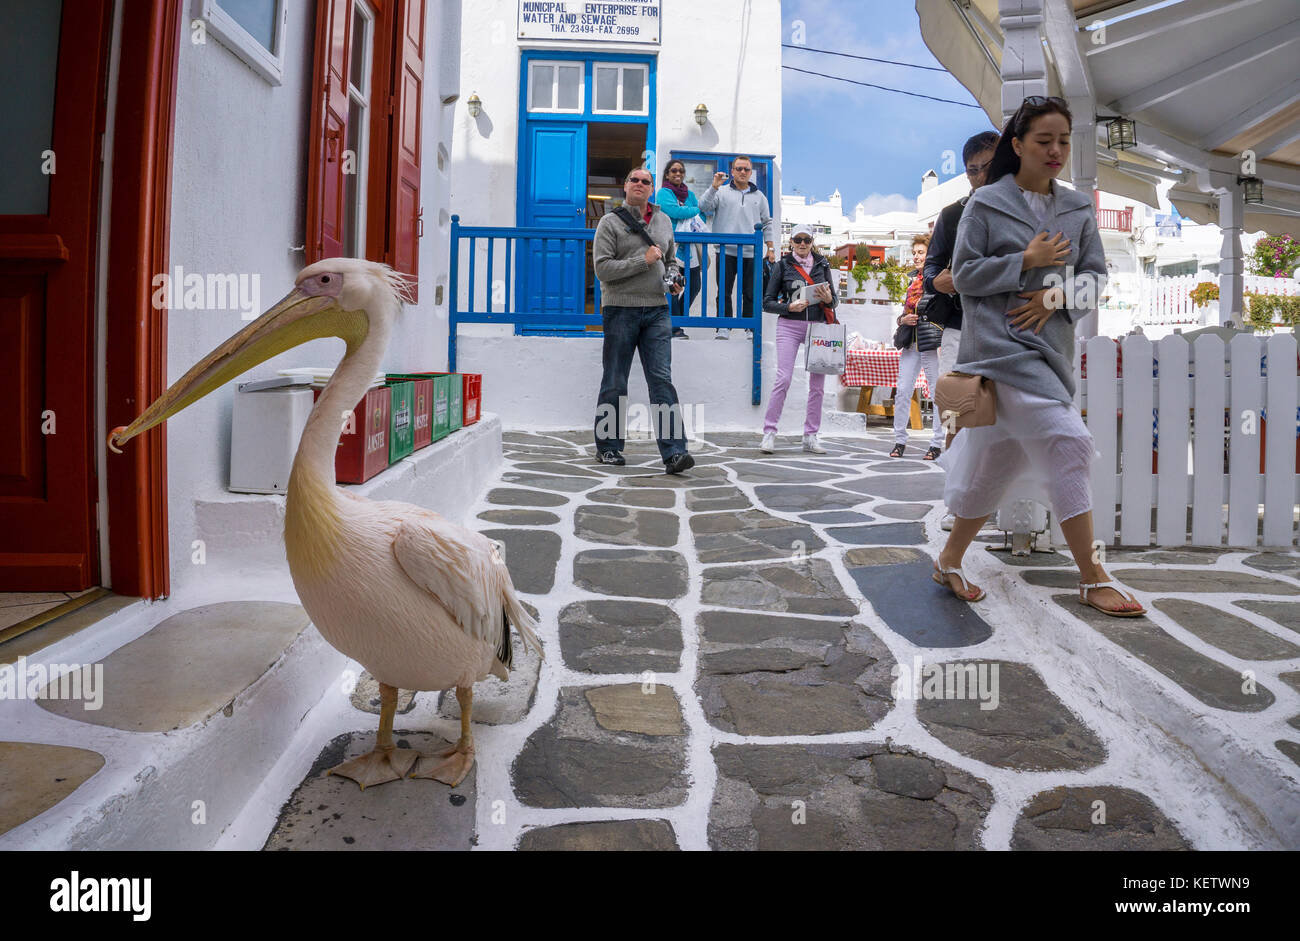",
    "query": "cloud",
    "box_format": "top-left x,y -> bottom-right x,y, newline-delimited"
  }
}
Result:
855,193 -> 917,216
